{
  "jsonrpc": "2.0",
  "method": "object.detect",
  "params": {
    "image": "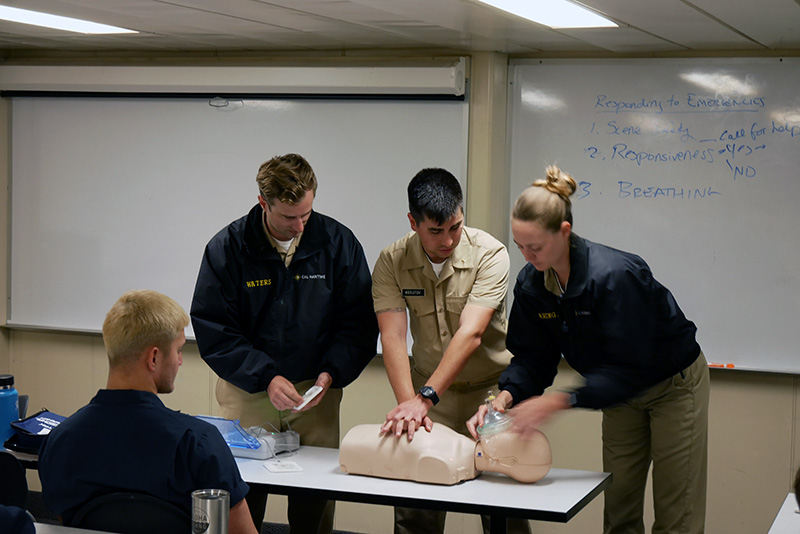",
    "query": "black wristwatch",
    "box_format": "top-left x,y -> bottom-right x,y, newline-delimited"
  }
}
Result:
418,385 -> 439,406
